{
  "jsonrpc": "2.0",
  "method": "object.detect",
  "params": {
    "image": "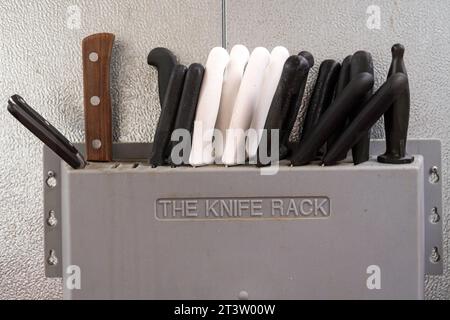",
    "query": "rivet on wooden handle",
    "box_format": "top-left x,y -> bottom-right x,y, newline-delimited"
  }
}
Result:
82,33 -> 115,162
